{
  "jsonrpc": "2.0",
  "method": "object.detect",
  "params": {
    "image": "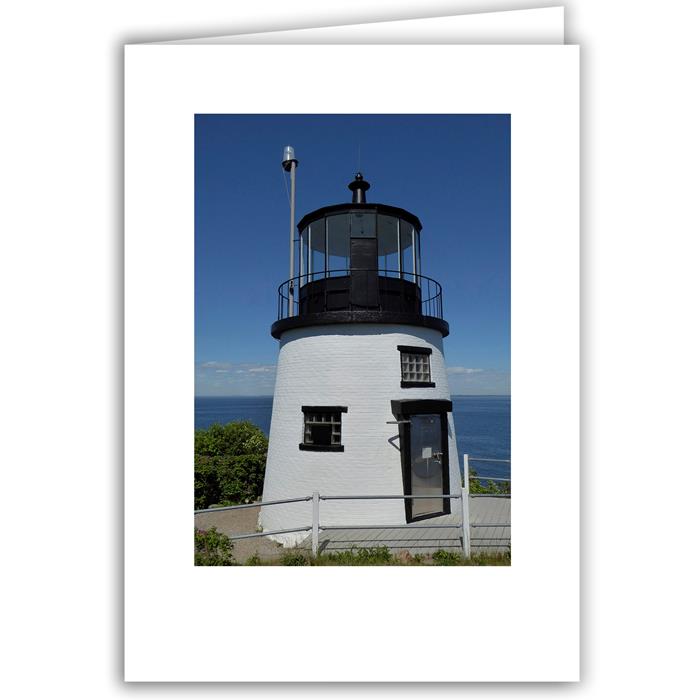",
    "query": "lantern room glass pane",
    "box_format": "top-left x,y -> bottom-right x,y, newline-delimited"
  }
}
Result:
350,210 -> 376,238
400,219 -> 414,281
377,214 -> 400,277
300,226 -> 309,286
415,230 -> 421,278
327,213 -> 350,277
310,219 -> 326,278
